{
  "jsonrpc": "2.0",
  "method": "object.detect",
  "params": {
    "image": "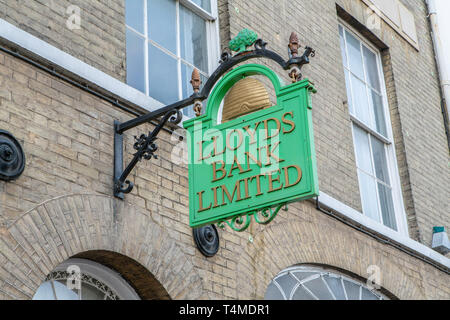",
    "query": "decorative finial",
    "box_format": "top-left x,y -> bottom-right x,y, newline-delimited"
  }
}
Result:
229,29 -> 258,53
190,68 -> 201,94
191,68 -> 203,117
288,32 -> 299,58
